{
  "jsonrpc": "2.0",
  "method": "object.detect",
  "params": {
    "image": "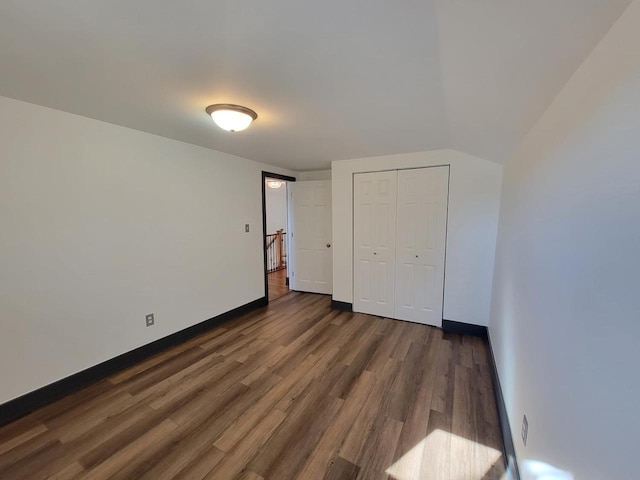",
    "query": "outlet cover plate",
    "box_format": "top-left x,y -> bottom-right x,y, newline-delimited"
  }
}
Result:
522,414 -> 528,446
146,313 -> 154,327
